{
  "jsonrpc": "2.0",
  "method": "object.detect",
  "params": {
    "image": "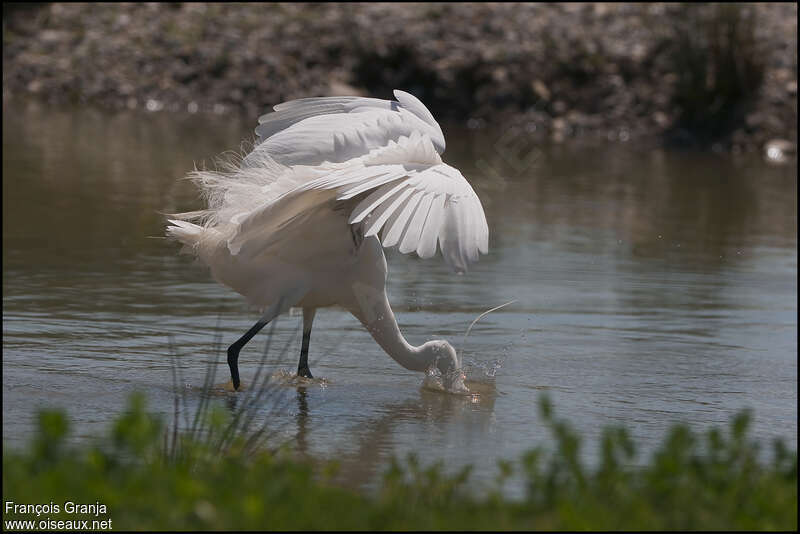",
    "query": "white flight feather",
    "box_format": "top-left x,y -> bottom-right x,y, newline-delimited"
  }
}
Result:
169,91 -> 488,274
